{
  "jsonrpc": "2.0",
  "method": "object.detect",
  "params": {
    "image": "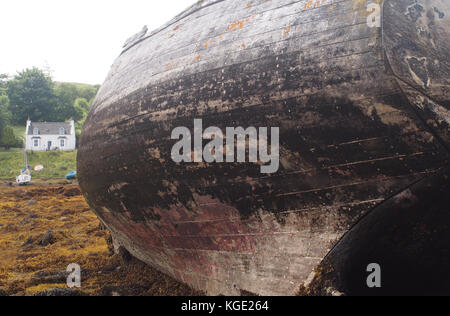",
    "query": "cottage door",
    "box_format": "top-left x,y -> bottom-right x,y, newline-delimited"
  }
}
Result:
47,141 -> 52,150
